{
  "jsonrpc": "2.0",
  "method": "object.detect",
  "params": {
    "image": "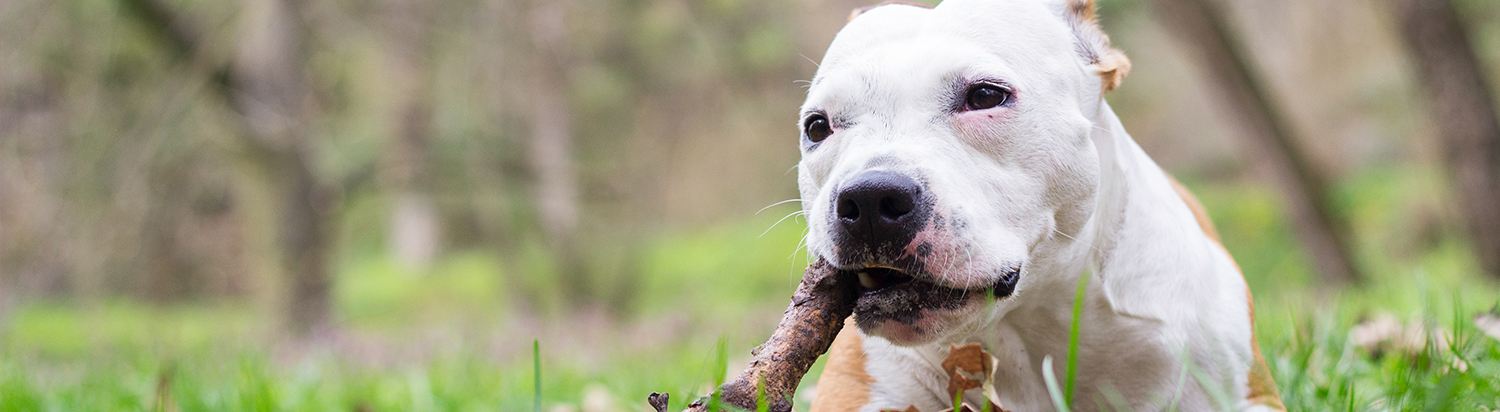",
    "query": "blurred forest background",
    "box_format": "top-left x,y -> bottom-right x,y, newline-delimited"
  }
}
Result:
2,0 -> 1500,410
